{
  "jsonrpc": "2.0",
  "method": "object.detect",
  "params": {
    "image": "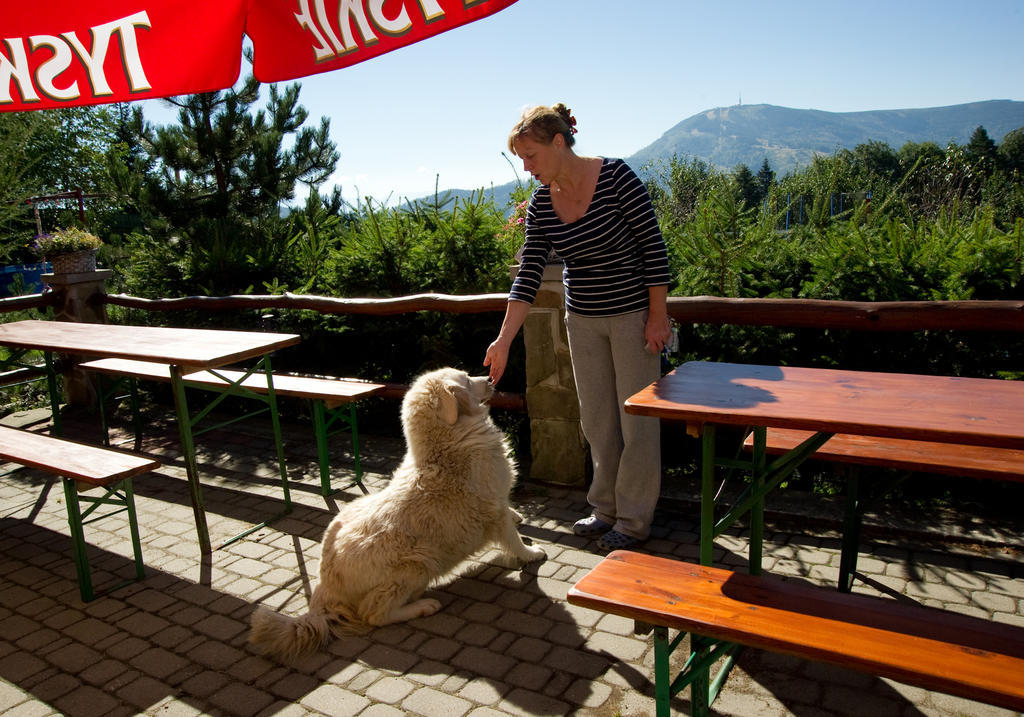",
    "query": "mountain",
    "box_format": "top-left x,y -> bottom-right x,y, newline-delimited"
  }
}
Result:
430,100 -> 1024,209
628,100 -> 1024,176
